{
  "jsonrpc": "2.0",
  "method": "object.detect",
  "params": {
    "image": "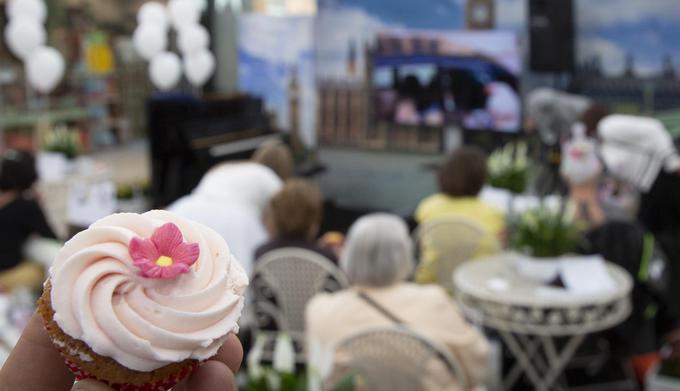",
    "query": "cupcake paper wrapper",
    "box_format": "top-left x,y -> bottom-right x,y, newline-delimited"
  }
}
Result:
63,357 -> 198,391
